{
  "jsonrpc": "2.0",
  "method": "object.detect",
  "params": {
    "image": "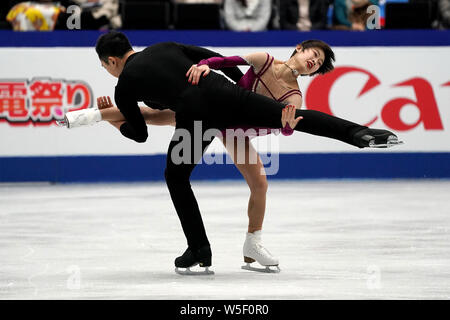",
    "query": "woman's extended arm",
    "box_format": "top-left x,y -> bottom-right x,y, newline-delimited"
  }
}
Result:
187,52 -> 270,85
197,56 -> 249,69
186,56 -> 249,85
